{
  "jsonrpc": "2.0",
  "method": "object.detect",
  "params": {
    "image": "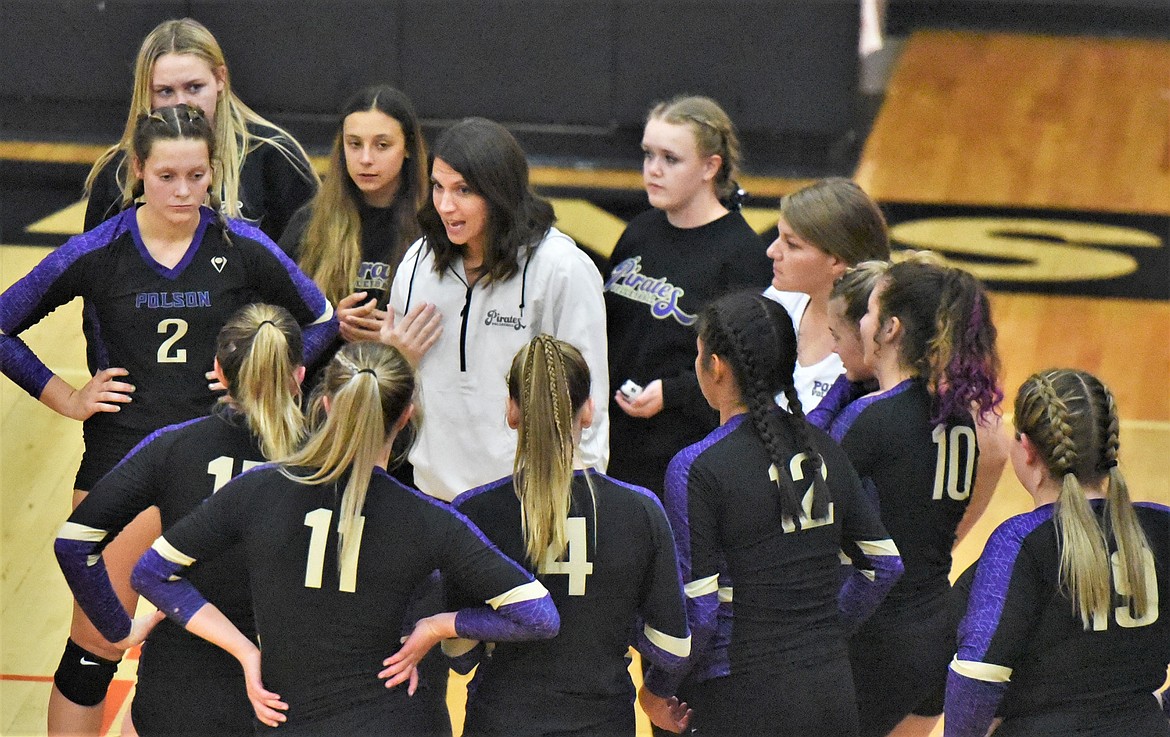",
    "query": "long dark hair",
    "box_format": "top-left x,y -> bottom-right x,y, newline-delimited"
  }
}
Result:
697,290 -> 830,525
418,117 -> 555,283
297,85 -> 428,304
